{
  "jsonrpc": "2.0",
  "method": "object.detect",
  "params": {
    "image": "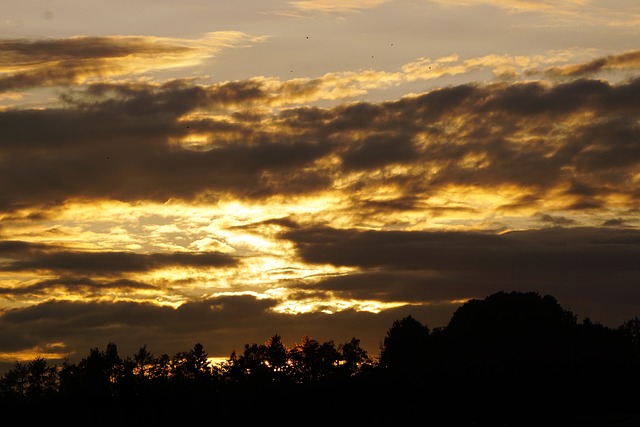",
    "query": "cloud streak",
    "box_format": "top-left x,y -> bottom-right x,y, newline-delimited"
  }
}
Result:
544,50 -> 640,78
0,32 -> 266,93
290,0 -> 389,13
0,241 -> 237,275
